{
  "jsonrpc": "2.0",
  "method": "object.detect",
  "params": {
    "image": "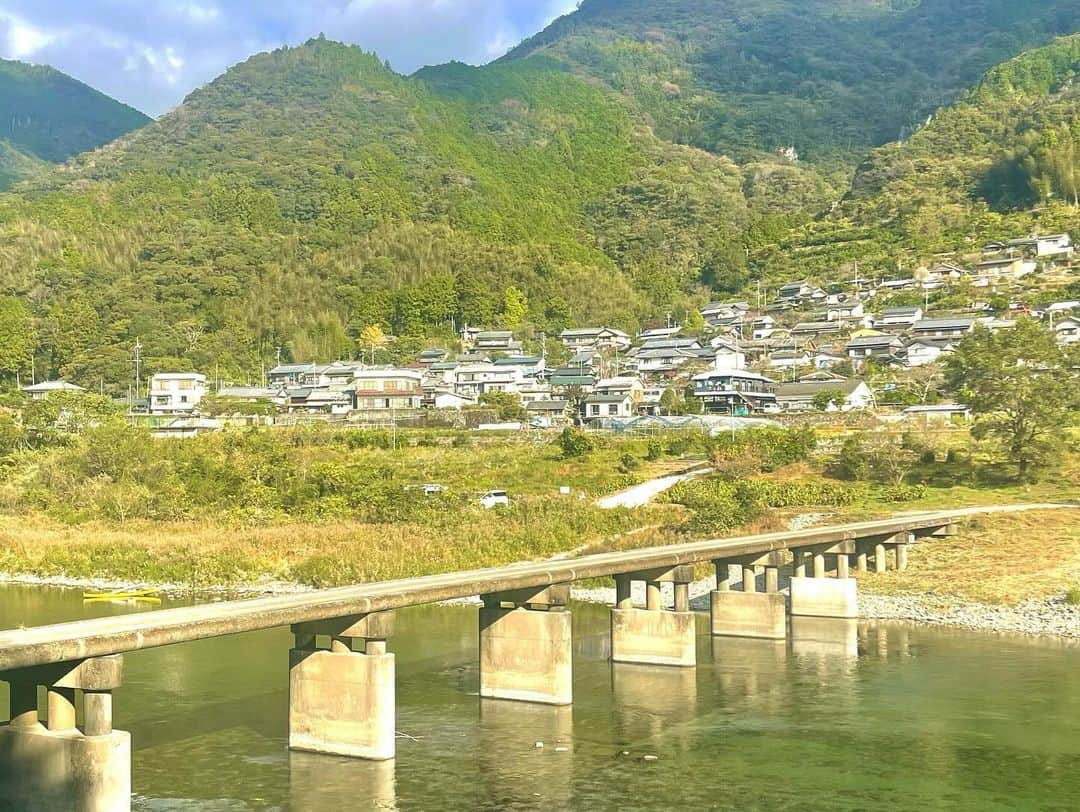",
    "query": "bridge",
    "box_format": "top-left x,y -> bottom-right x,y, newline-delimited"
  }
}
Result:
0,503 -> 1071,810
